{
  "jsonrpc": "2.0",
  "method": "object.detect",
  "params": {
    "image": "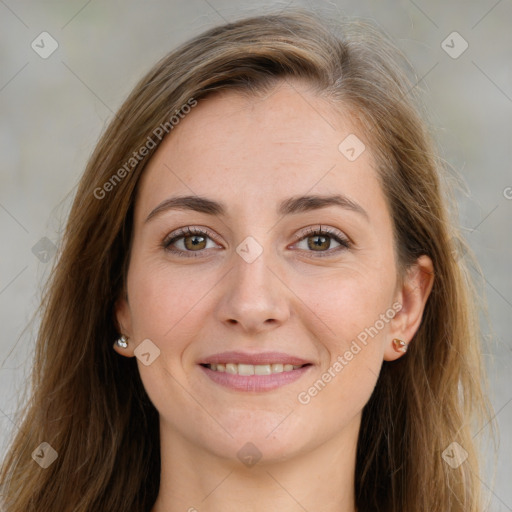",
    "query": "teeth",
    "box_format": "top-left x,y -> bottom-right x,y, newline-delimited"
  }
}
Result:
226,363 -> 237,374
238,364 -> 254,376
254,364 -> 271,375
206,363 -> 304,374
